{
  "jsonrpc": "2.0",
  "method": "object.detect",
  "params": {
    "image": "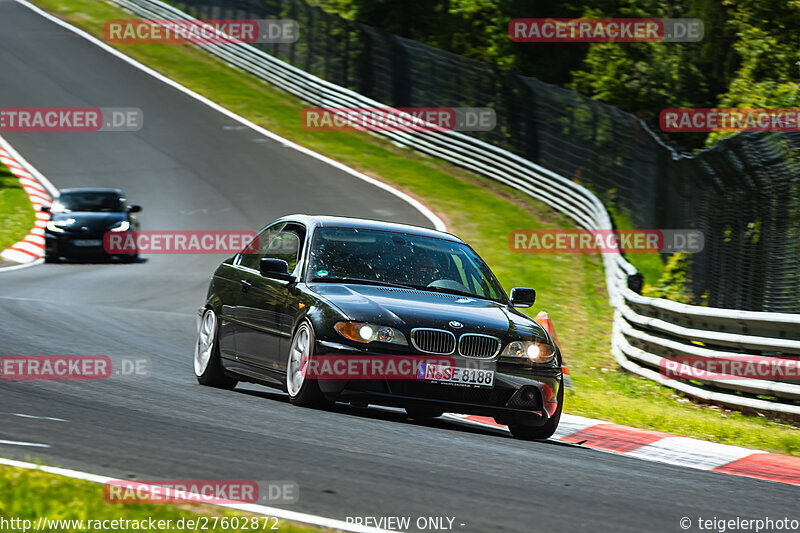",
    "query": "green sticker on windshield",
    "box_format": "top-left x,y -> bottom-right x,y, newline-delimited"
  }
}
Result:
316,269 -> 329,277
